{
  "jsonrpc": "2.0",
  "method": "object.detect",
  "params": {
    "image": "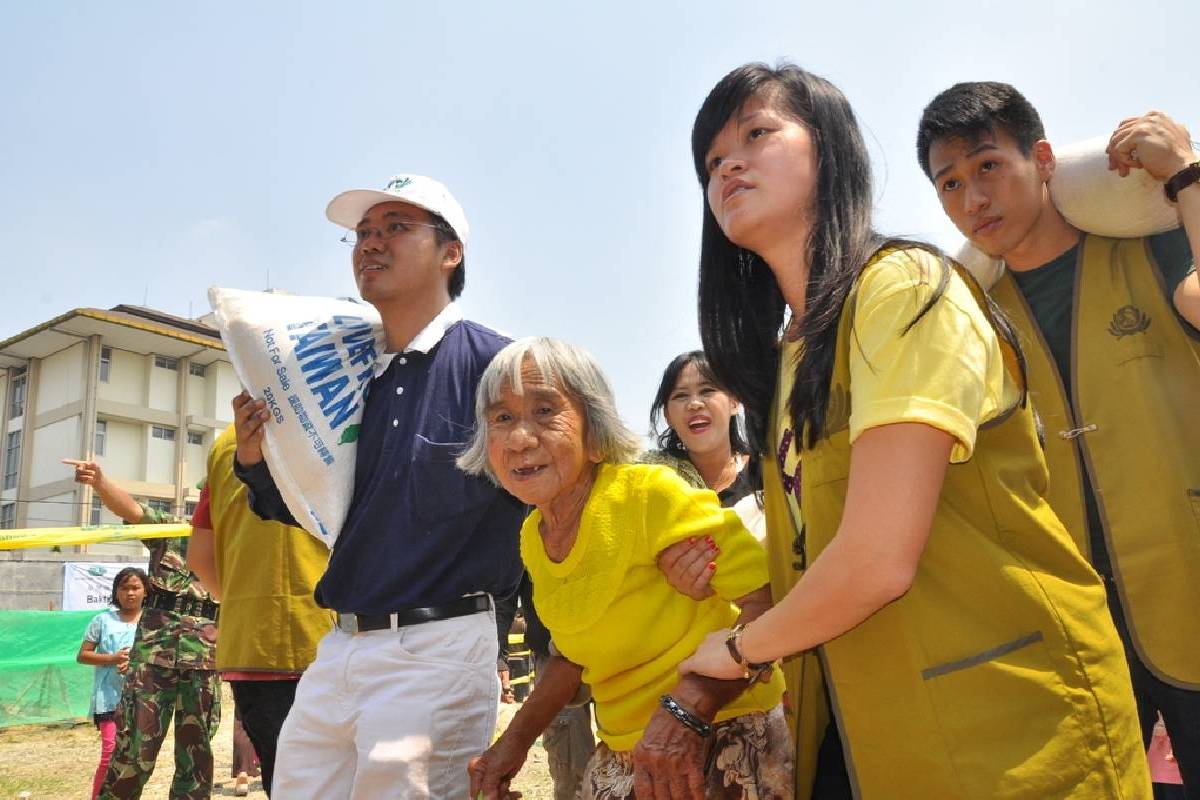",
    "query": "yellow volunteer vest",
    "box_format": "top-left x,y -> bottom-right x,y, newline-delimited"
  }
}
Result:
766,255 -> 1149,799
207,425 -> 334,672
991,234 -> 1200,688
761,455 -> 827,799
